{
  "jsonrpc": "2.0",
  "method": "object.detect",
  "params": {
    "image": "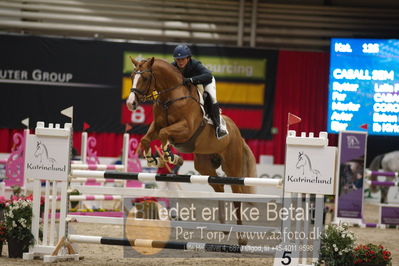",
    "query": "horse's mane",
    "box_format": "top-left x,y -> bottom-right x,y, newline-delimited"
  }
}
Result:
304,153 -> 312,169
41,143 -> 49,158
154,58 -> 183,79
